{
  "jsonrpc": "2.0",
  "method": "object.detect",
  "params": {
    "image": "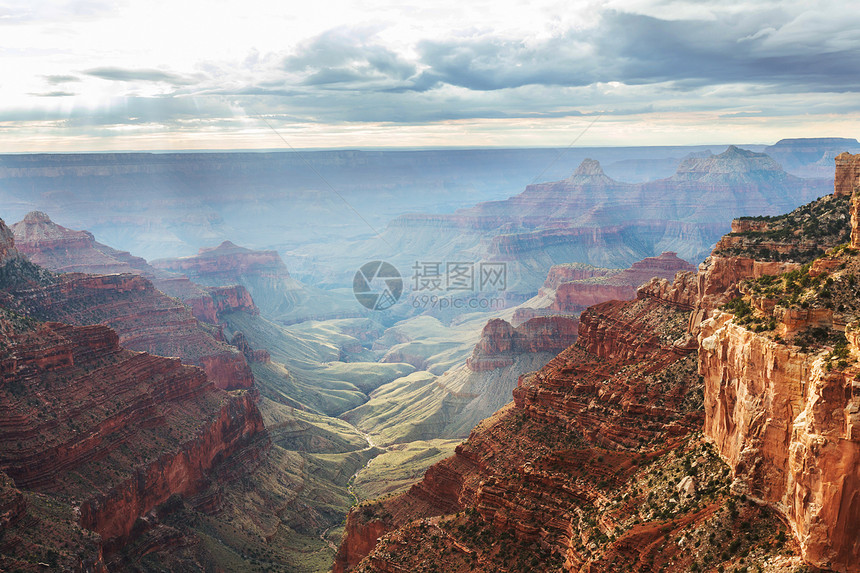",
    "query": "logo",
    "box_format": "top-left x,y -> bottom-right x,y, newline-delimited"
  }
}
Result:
353,261 -> 403,310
